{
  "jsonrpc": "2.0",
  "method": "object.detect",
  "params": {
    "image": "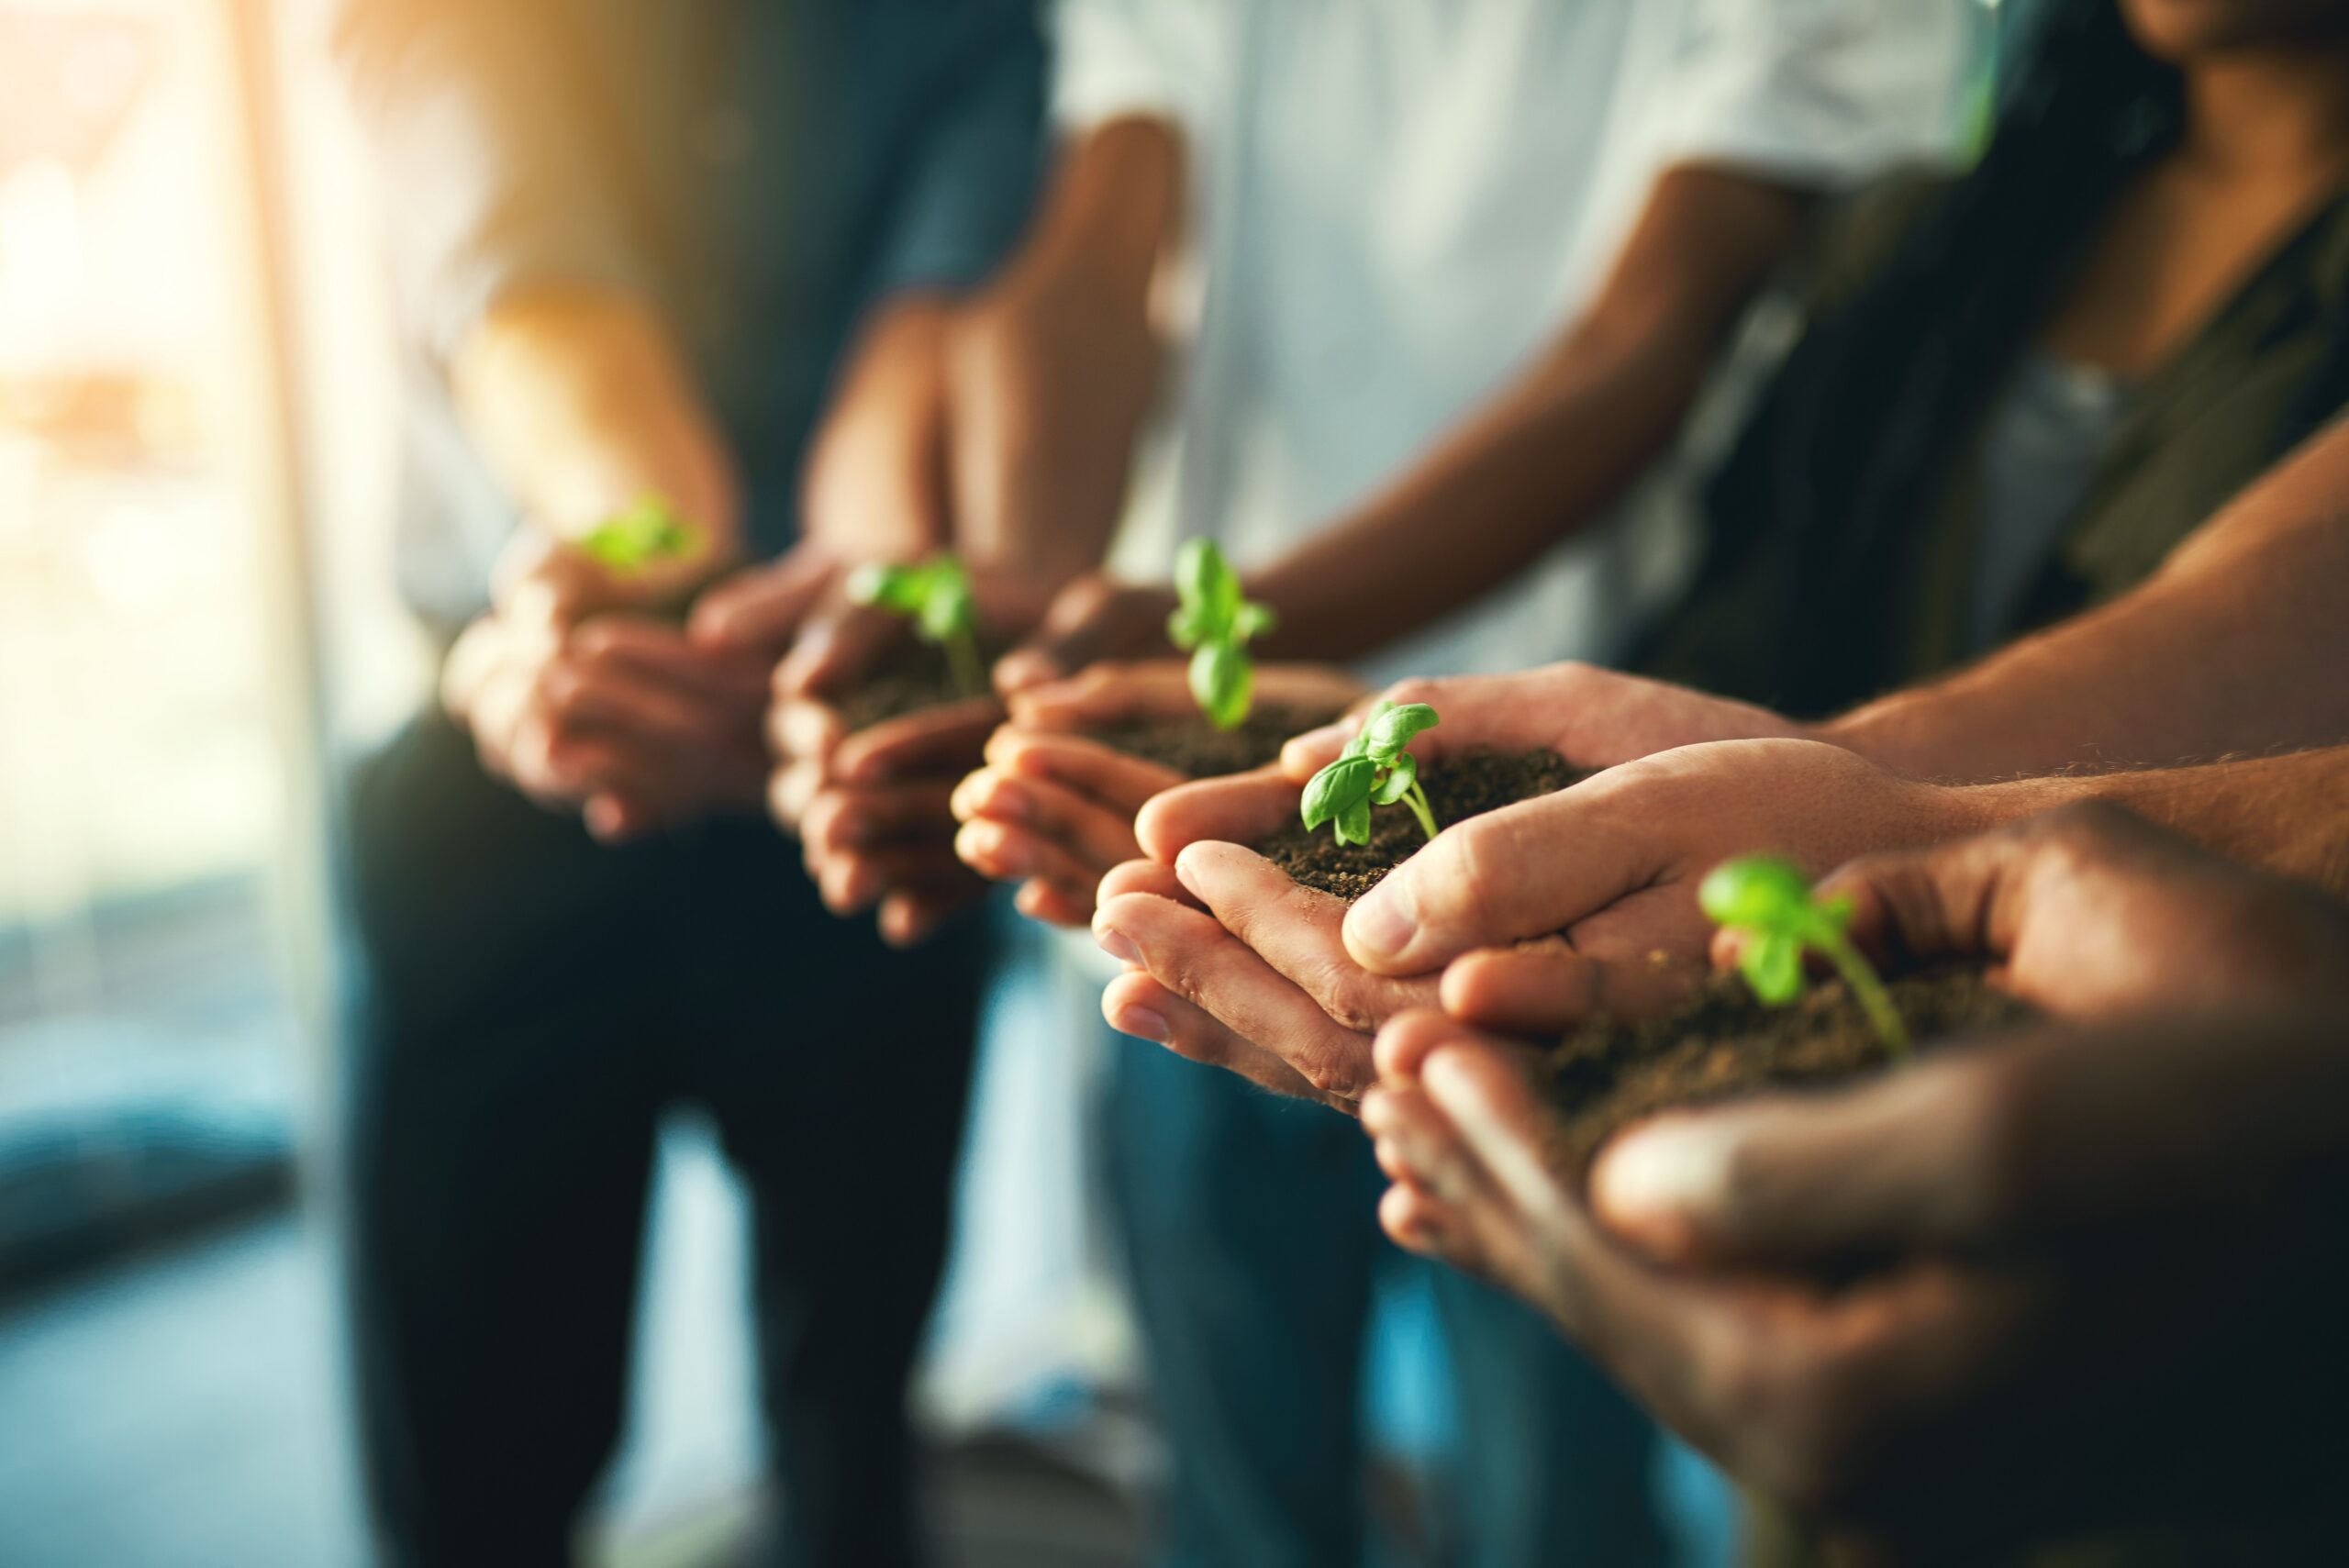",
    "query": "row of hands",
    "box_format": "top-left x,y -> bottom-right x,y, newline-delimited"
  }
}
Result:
445,480 -> 2349,1544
